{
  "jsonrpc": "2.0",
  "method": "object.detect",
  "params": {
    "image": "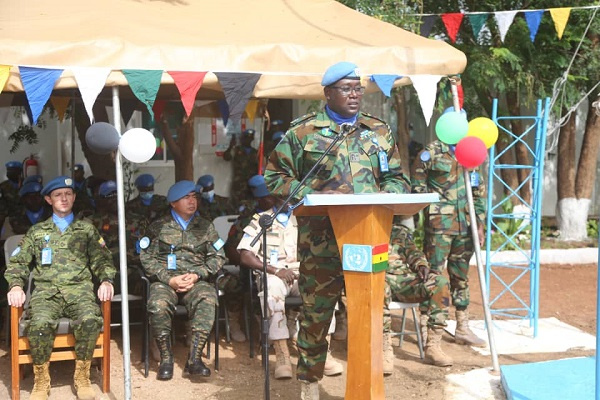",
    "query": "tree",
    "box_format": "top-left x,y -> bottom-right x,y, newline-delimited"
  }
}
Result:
159,102 -> 195,182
